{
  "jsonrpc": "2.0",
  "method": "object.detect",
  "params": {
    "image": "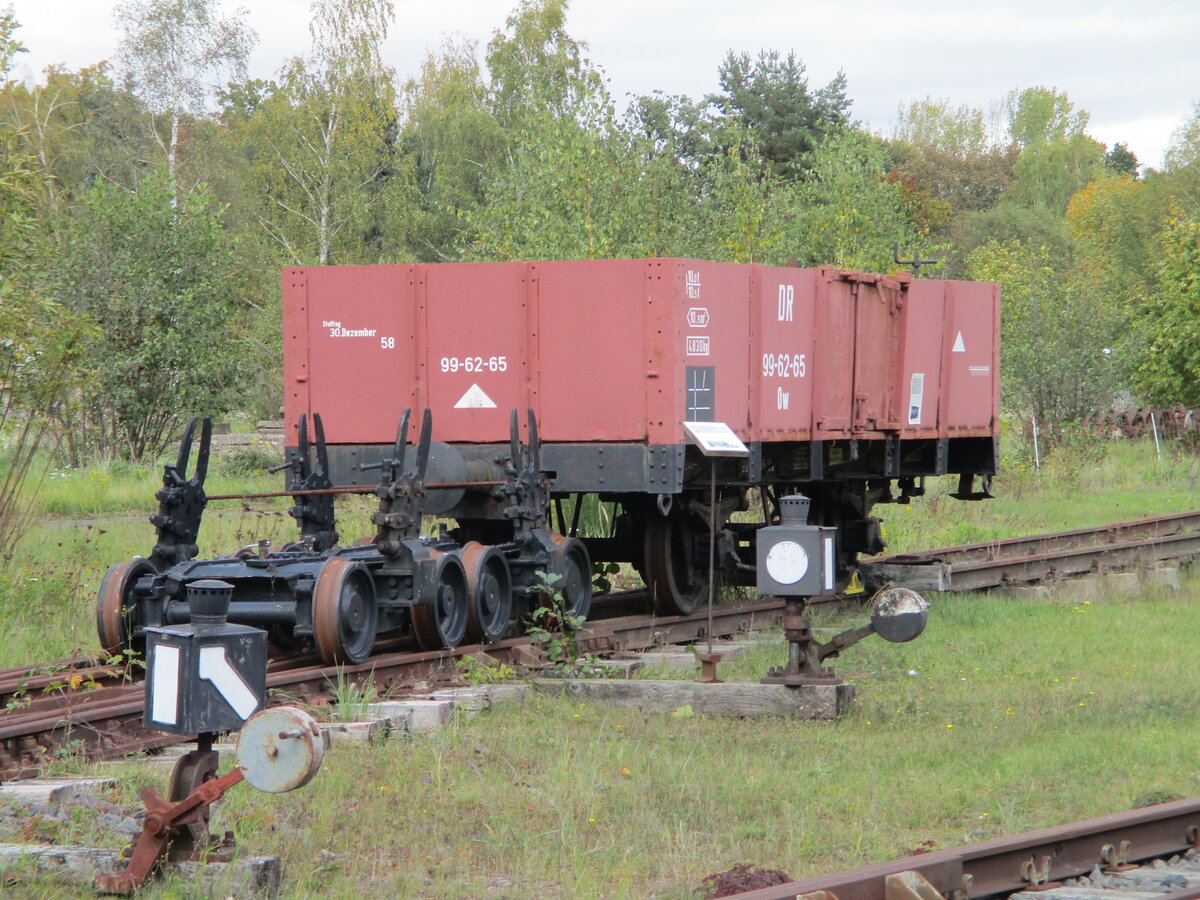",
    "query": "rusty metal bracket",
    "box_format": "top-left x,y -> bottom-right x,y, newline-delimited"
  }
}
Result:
761,598 -> 847,686
1101,840 -> 1136,873
95,755 -> 244,895
1019,855 -> 1060,891
886,871 -> 946,900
